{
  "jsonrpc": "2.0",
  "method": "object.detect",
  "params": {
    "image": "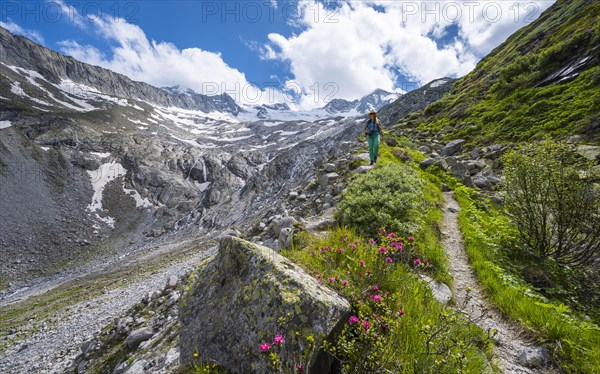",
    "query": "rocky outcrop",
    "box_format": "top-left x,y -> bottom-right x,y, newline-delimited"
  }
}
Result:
378,78 -> 455,126
179,236 -> 351,373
